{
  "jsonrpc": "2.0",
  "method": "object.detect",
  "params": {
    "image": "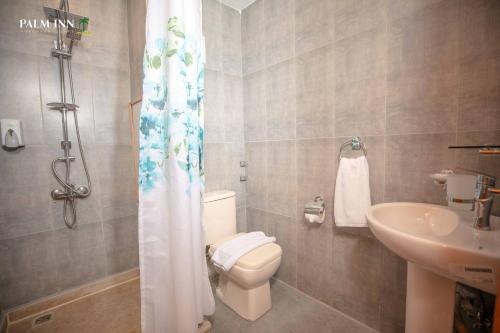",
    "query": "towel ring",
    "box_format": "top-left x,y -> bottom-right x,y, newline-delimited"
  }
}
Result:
337,136 -> 367,162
